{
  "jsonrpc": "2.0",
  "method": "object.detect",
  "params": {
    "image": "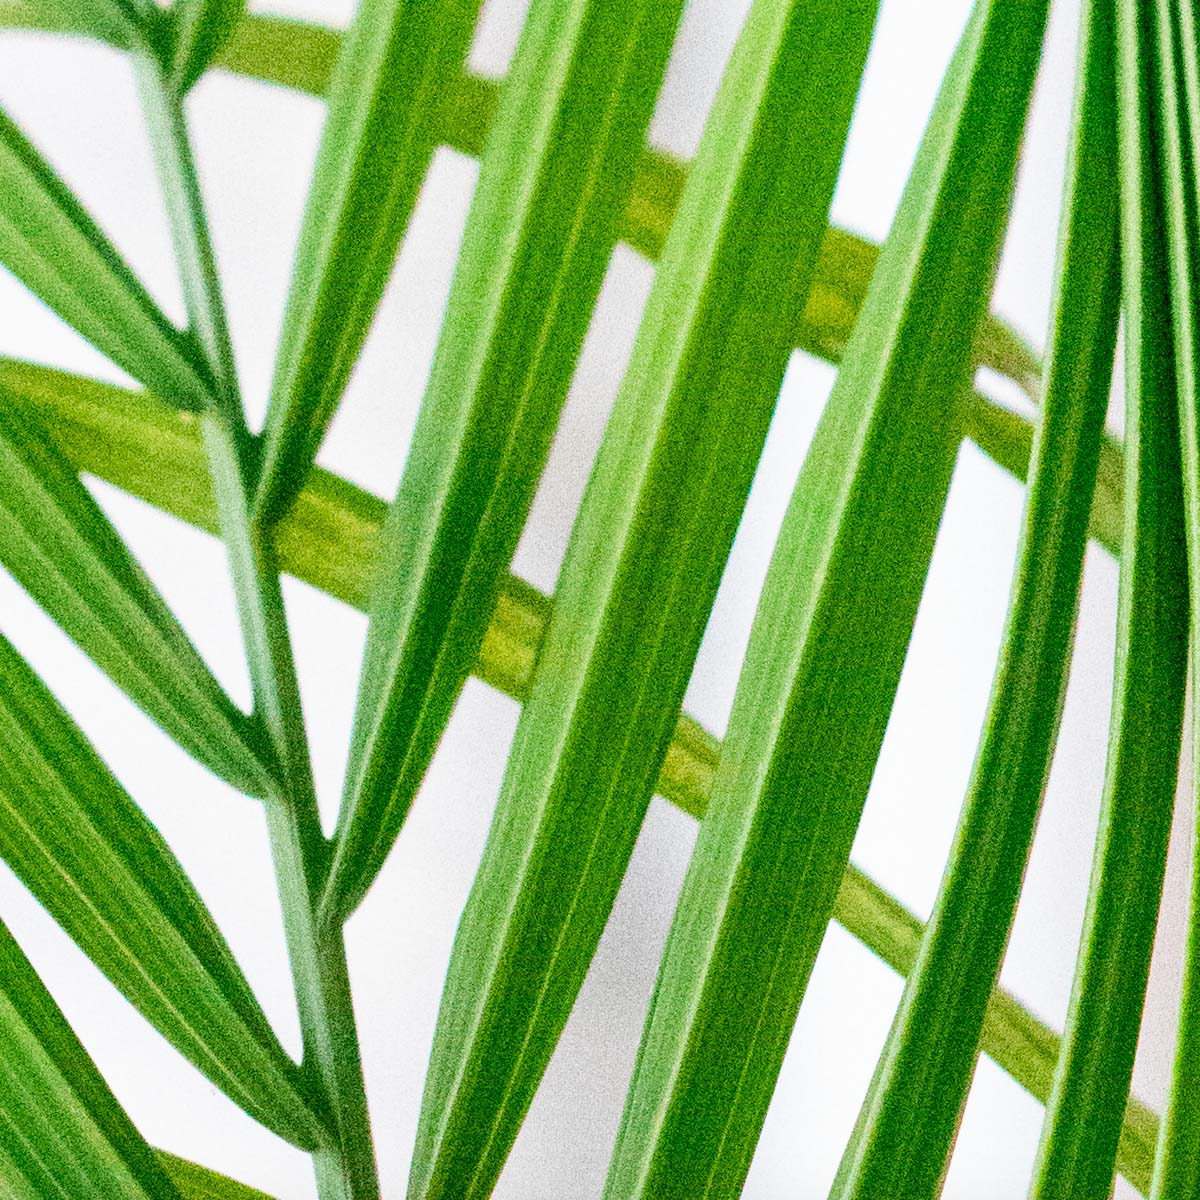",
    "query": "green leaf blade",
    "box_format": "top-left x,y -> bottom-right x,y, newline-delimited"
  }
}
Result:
406,3 -> 879,1197
1028,7 -> 1188,1193
0,634 -> 328,1151
0,107 -> 211,410
169,0 -> 245,92
0,916 -> 185,1200
321,0 -> 689,924
28,0 -> 161,52
832,0 -> 1122,1191
252,0 -> 482,523
157,1152 -> 278,1200
604,6 -> 1048,1198
0,357 -> 1161,1189
1111,1 -> 1200,1196
0,394 -> 272,795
